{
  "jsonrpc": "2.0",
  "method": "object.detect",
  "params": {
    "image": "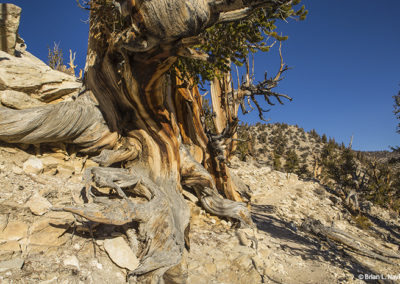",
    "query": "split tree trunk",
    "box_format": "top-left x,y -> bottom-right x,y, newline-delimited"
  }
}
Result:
0,0 -> 291,281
